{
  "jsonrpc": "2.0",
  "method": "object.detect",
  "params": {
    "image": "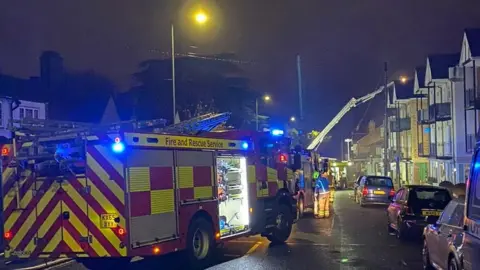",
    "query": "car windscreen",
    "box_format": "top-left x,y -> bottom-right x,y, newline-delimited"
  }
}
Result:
409,187 -> 451,210
365,177 -> 393,187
